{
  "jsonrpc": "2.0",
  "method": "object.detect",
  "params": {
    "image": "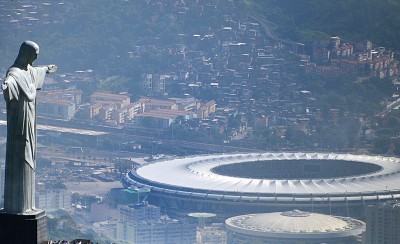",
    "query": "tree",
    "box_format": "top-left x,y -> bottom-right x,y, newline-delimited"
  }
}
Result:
373,137 -> 391,154
114,160 -> 134,174
97,76 -> 130,93
48,211 -> 98,241
46,181 -> 67,190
